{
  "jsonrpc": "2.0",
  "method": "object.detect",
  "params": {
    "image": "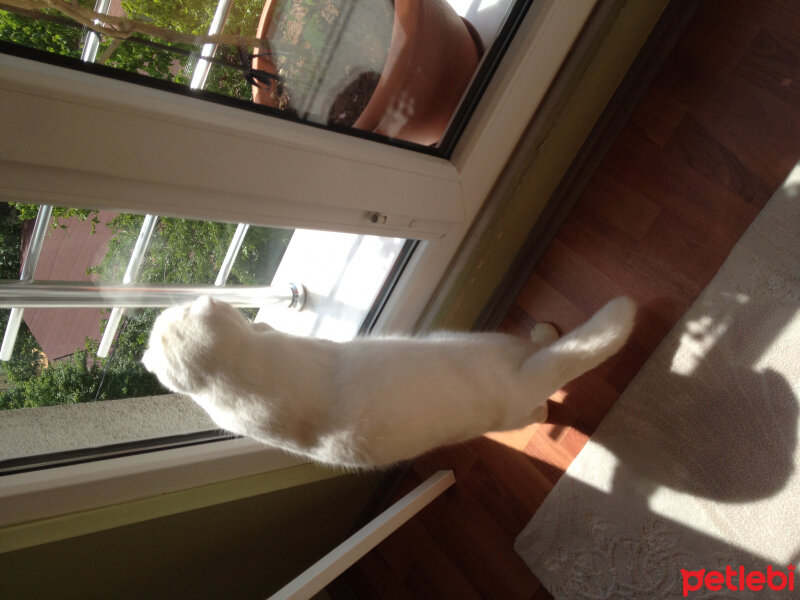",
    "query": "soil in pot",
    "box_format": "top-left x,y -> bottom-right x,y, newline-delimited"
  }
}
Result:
263,0 -> 394,128
327,70 -> 381,127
